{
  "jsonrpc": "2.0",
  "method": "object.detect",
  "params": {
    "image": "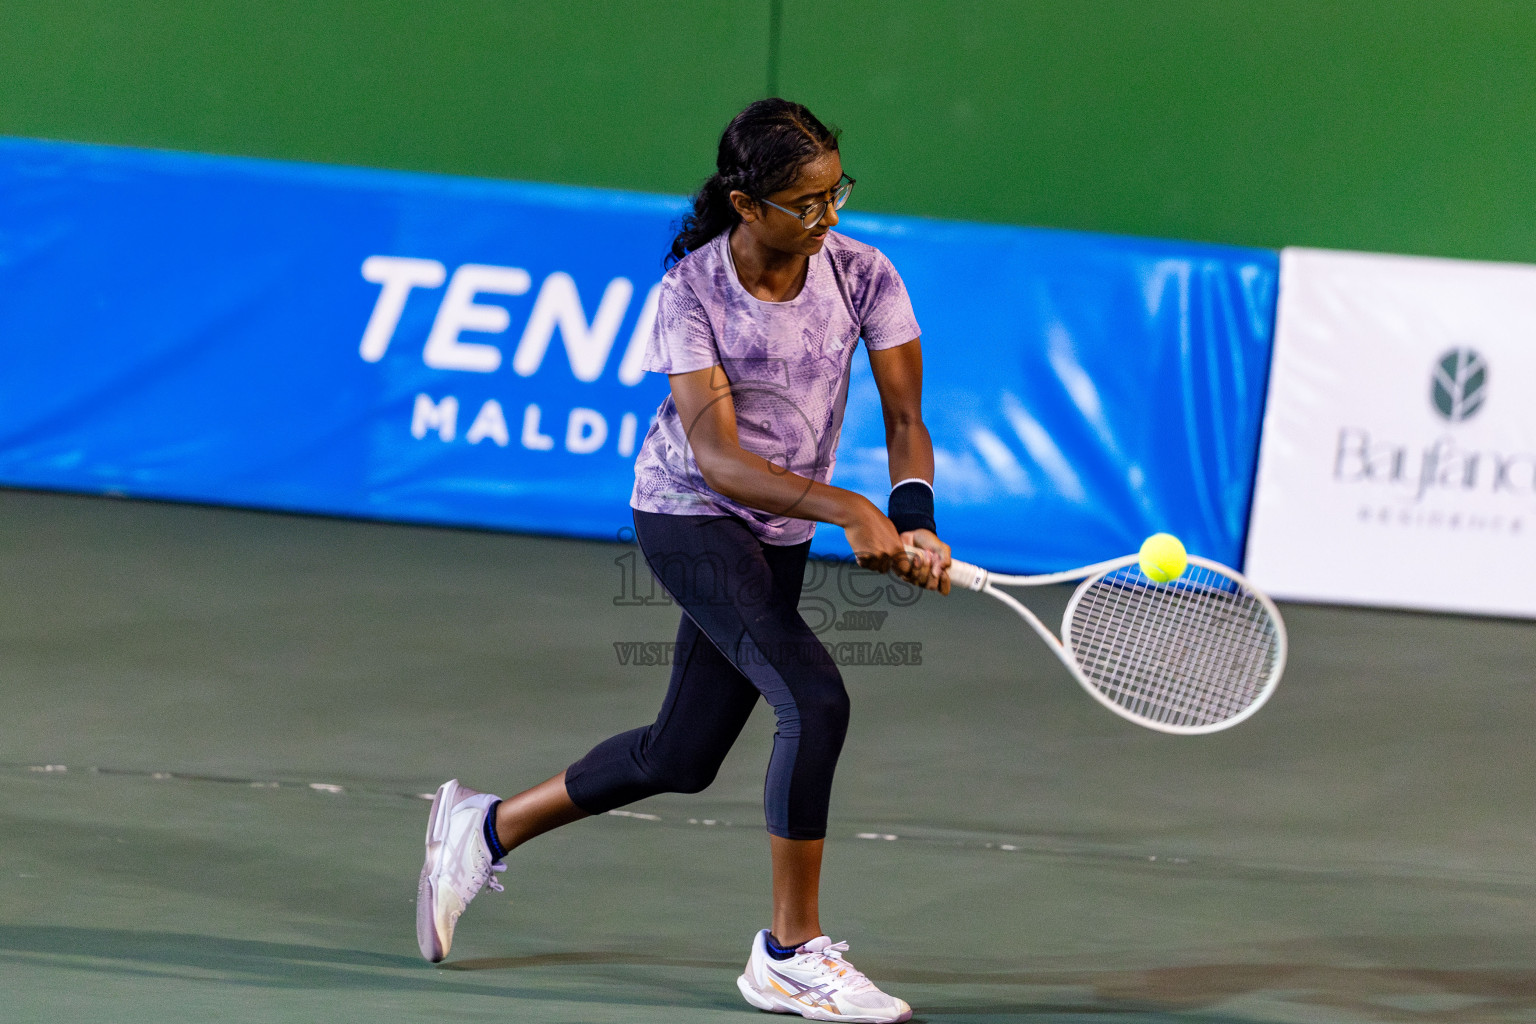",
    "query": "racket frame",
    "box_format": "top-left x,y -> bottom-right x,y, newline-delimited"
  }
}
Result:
944,553 -> 1287,735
